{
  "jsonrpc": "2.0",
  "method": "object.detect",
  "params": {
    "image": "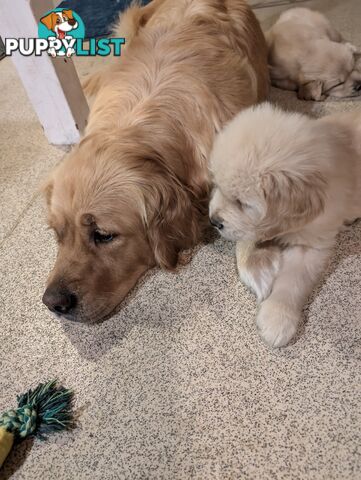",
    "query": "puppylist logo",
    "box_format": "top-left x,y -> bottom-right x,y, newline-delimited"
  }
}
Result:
4,8 -> 125,58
